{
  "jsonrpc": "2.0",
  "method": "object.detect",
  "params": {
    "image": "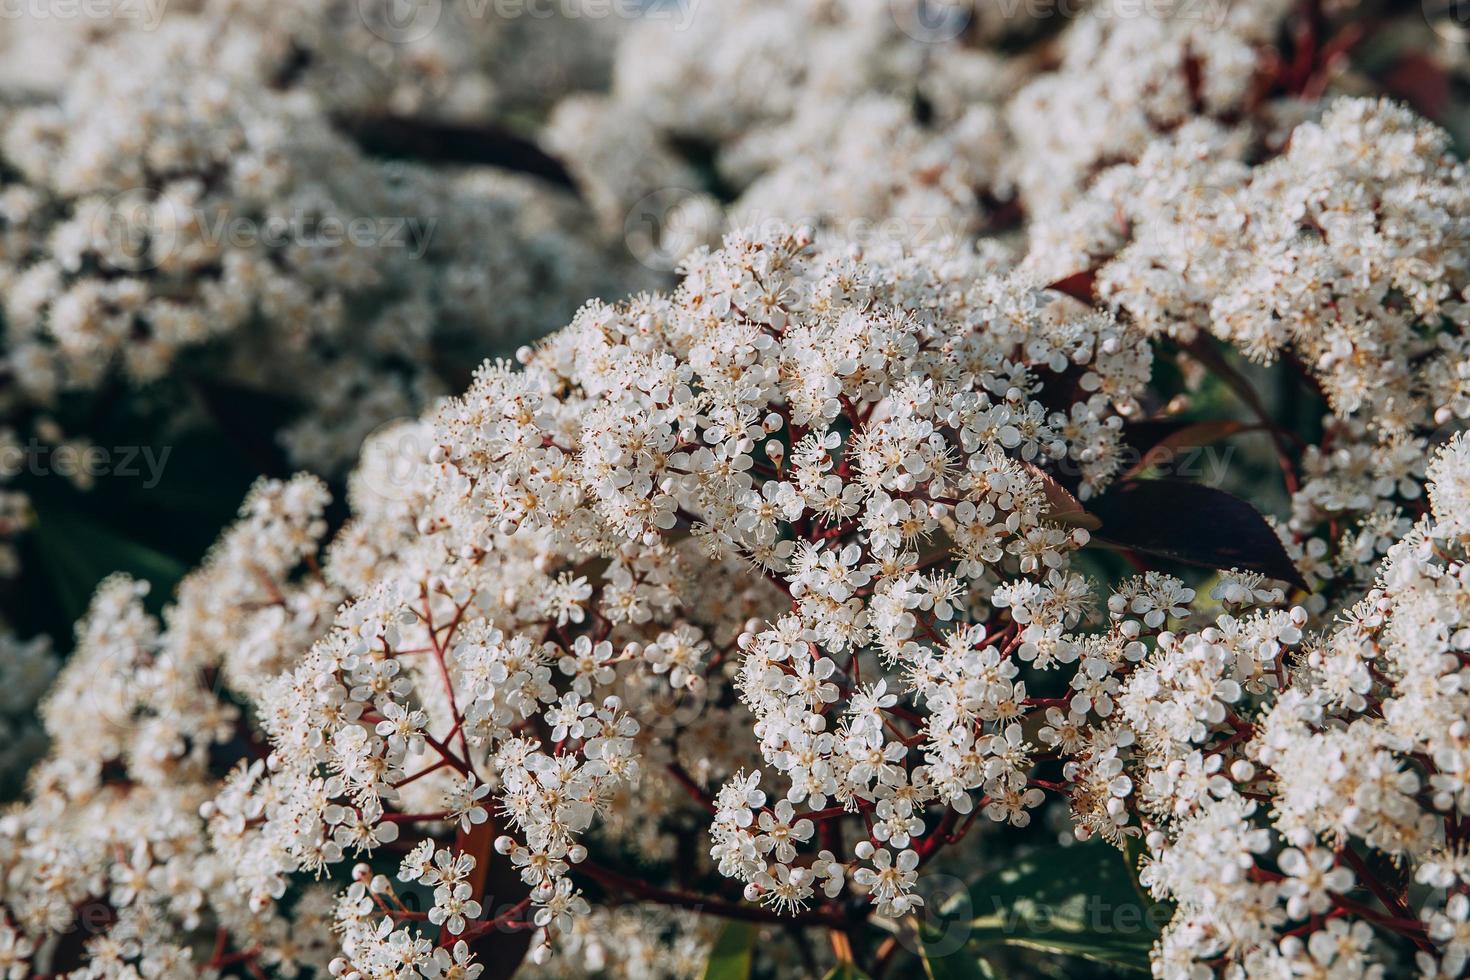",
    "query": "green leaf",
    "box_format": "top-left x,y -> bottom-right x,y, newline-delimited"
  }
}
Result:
936,840 -> 1164,973
1121,835 -> 1152,902
31,498 -> 189,624
700,920 -> 756,980
920,928 -> 991,980
821,962 -> 872,980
